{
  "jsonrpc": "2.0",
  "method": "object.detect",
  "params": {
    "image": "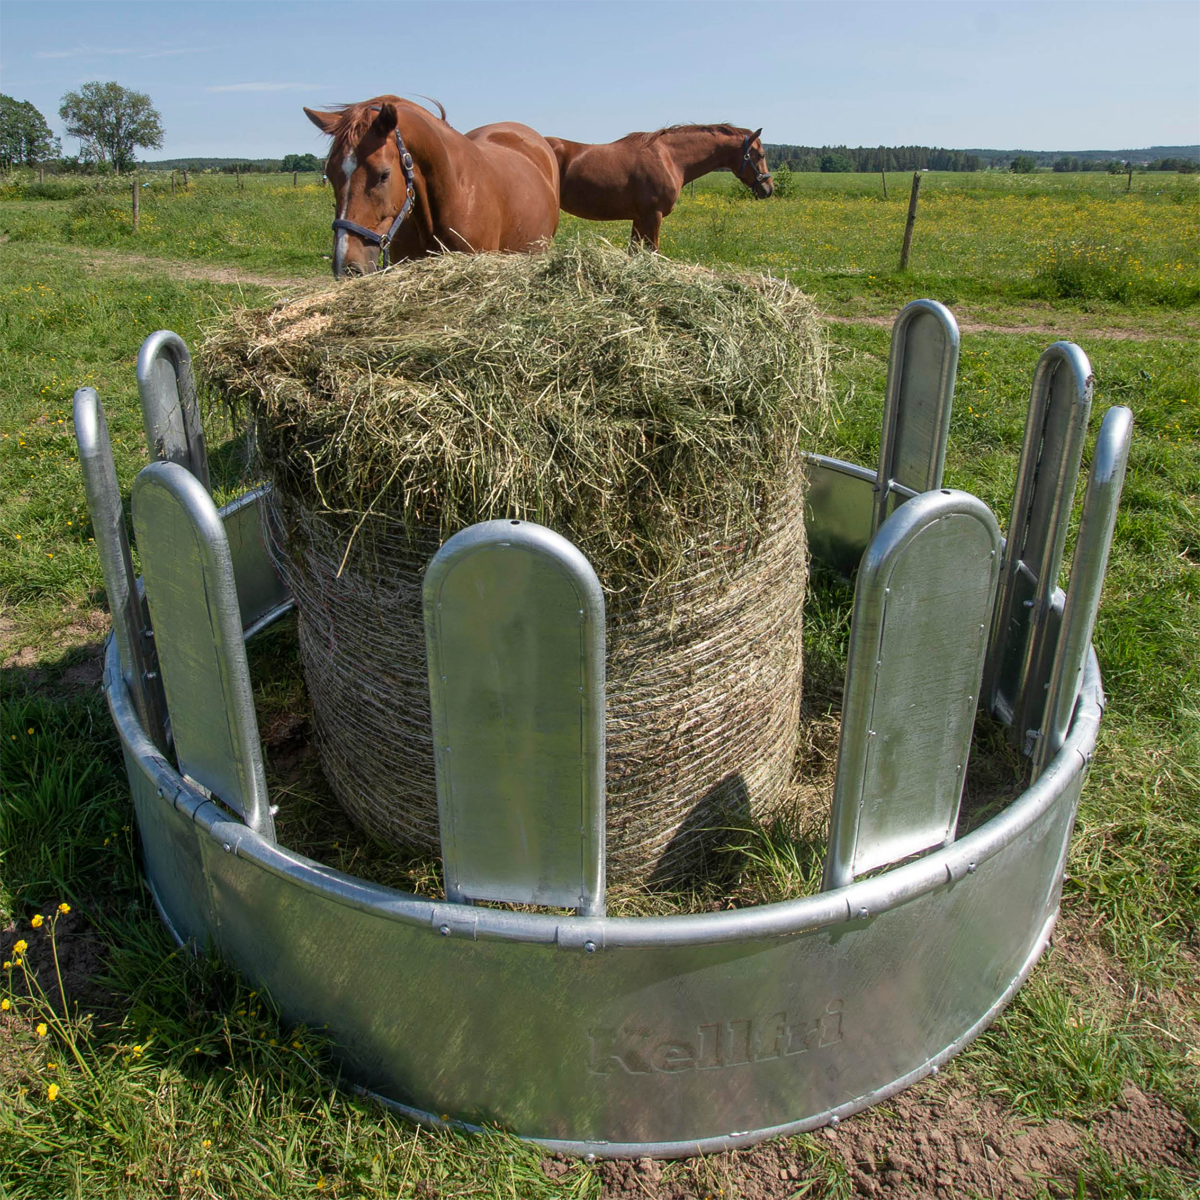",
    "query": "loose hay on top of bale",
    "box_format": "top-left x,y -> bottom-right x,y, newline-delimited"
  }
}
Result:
202,238 -> 830,888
